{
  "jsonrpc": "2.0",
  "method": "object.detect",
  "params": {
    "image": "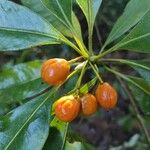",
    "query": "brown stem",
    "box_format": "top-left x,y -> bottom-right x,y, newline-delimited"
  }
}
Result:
117,77 -> 150,146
